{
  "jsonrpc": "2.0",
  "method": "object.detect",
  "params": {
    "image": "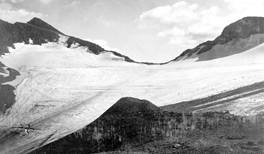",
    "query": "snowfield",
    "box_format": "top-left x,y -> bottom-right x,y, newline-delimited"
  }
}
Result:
1,38 -> 264,153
